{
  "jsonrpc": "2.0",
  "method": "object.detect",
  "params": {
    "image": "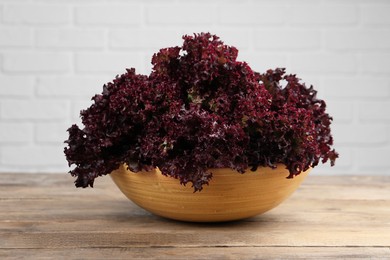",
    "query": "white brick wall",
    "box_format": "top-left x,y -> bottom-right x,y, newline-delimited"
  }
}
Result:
0,0 -> 389,176
75,5 -> 142,26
